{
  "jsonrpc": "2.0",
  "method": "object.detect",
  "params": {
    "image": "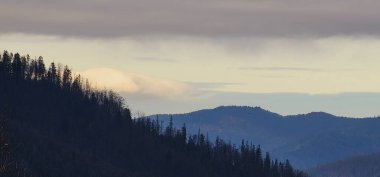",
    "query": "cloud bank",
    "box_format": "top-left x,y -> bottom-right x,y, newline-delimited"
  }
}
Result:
78,68 -> 192,99
1,0 -> 380,38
